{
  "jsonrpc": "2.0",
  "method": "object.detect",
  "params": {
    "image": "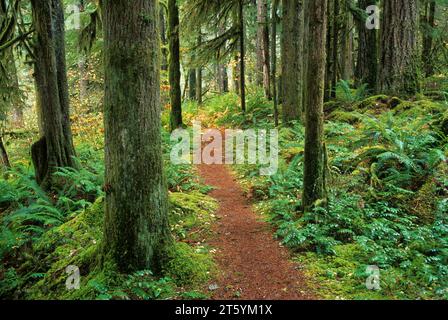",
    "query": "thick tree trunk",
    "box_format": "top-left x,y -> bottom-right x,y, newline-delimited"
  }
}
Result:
340,6 -> 353,81
271,0 -> 279,126
303,0 -> 328,212
31,0 -> 76,188
256,0 -> 271,98
422,0 -> 436,77
168,0 -> 183,130
103,0 -> 171,273
281,0 -> 304,125
239,0 -> 246,113
355,0 -> 378,91
378,0 -> 420,95
52,0 -> 76,161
